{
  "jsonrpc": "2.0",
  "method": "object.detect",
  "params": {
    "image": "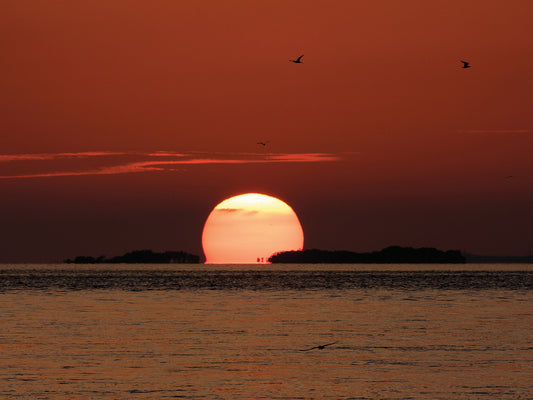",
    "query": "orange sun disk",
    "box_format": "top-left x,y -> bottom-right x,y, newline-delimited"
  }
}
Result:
202,193 -> 304,264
